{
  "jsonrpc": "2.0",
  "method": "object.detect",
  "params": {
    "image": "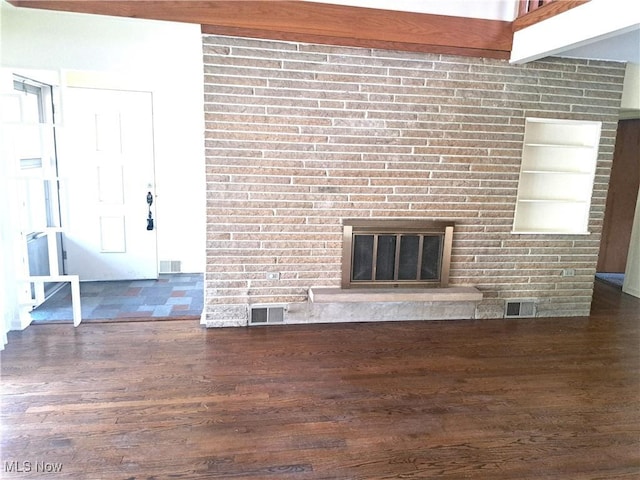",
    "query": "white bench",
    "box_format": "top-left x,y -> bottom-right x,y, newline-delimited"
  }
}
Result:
20,275 -> 82,327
